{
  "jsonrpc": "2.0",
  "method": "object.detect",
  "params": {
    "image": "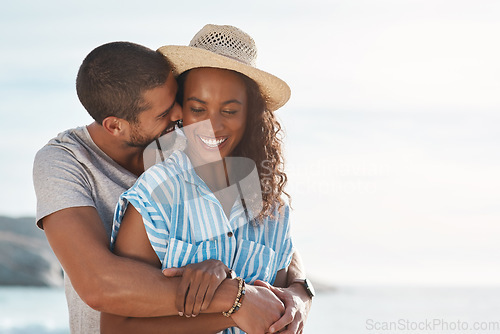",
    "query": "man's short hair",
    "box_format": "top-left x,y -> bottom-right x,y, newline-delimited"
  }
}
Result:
76,42 -> 171,124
